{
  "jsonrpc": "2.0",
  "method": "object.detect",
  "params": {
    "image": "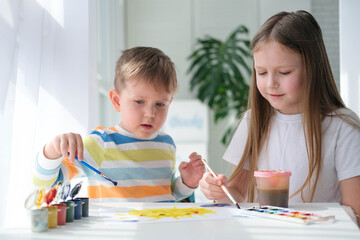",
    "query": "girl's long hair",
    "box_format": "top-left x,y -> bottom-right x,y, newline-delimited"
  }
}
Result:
229,10 -> 357,202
